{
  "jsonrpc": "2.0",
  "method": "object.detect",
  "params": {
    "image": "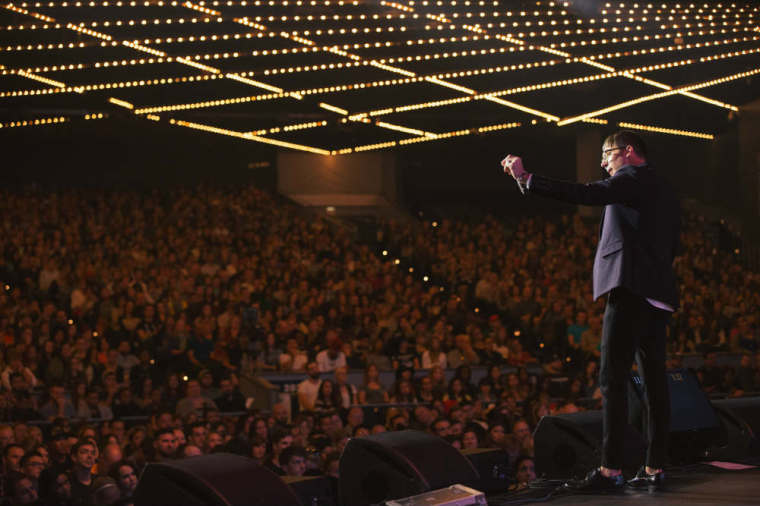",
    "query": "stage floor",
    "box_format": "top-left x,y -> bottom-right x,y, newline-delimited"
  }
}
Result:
489,464 -> 760,506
